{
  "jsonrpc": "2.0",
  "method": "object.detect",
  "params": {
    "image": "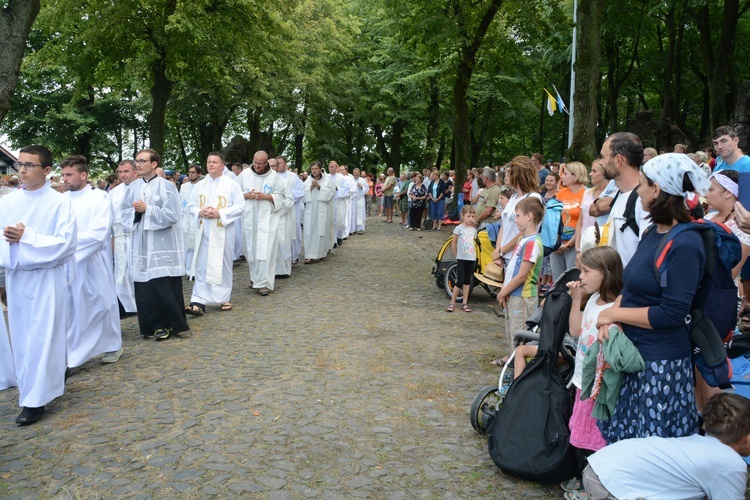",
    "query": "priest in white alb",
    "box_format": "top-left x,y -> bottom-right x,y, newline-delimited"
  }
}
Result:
61,155 -> 123,367
0,145 -> 77,425
303,161 -> 335,263
124,148 -> 189,341
350,167 -> 368,234
328,161 -> 350,247
276,156 -> 304,265
108,159 -> 138,317
238,150 -> 286,296
185,151 -> 244,314
0,307 -> 16,394
270,157 -> 295,278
